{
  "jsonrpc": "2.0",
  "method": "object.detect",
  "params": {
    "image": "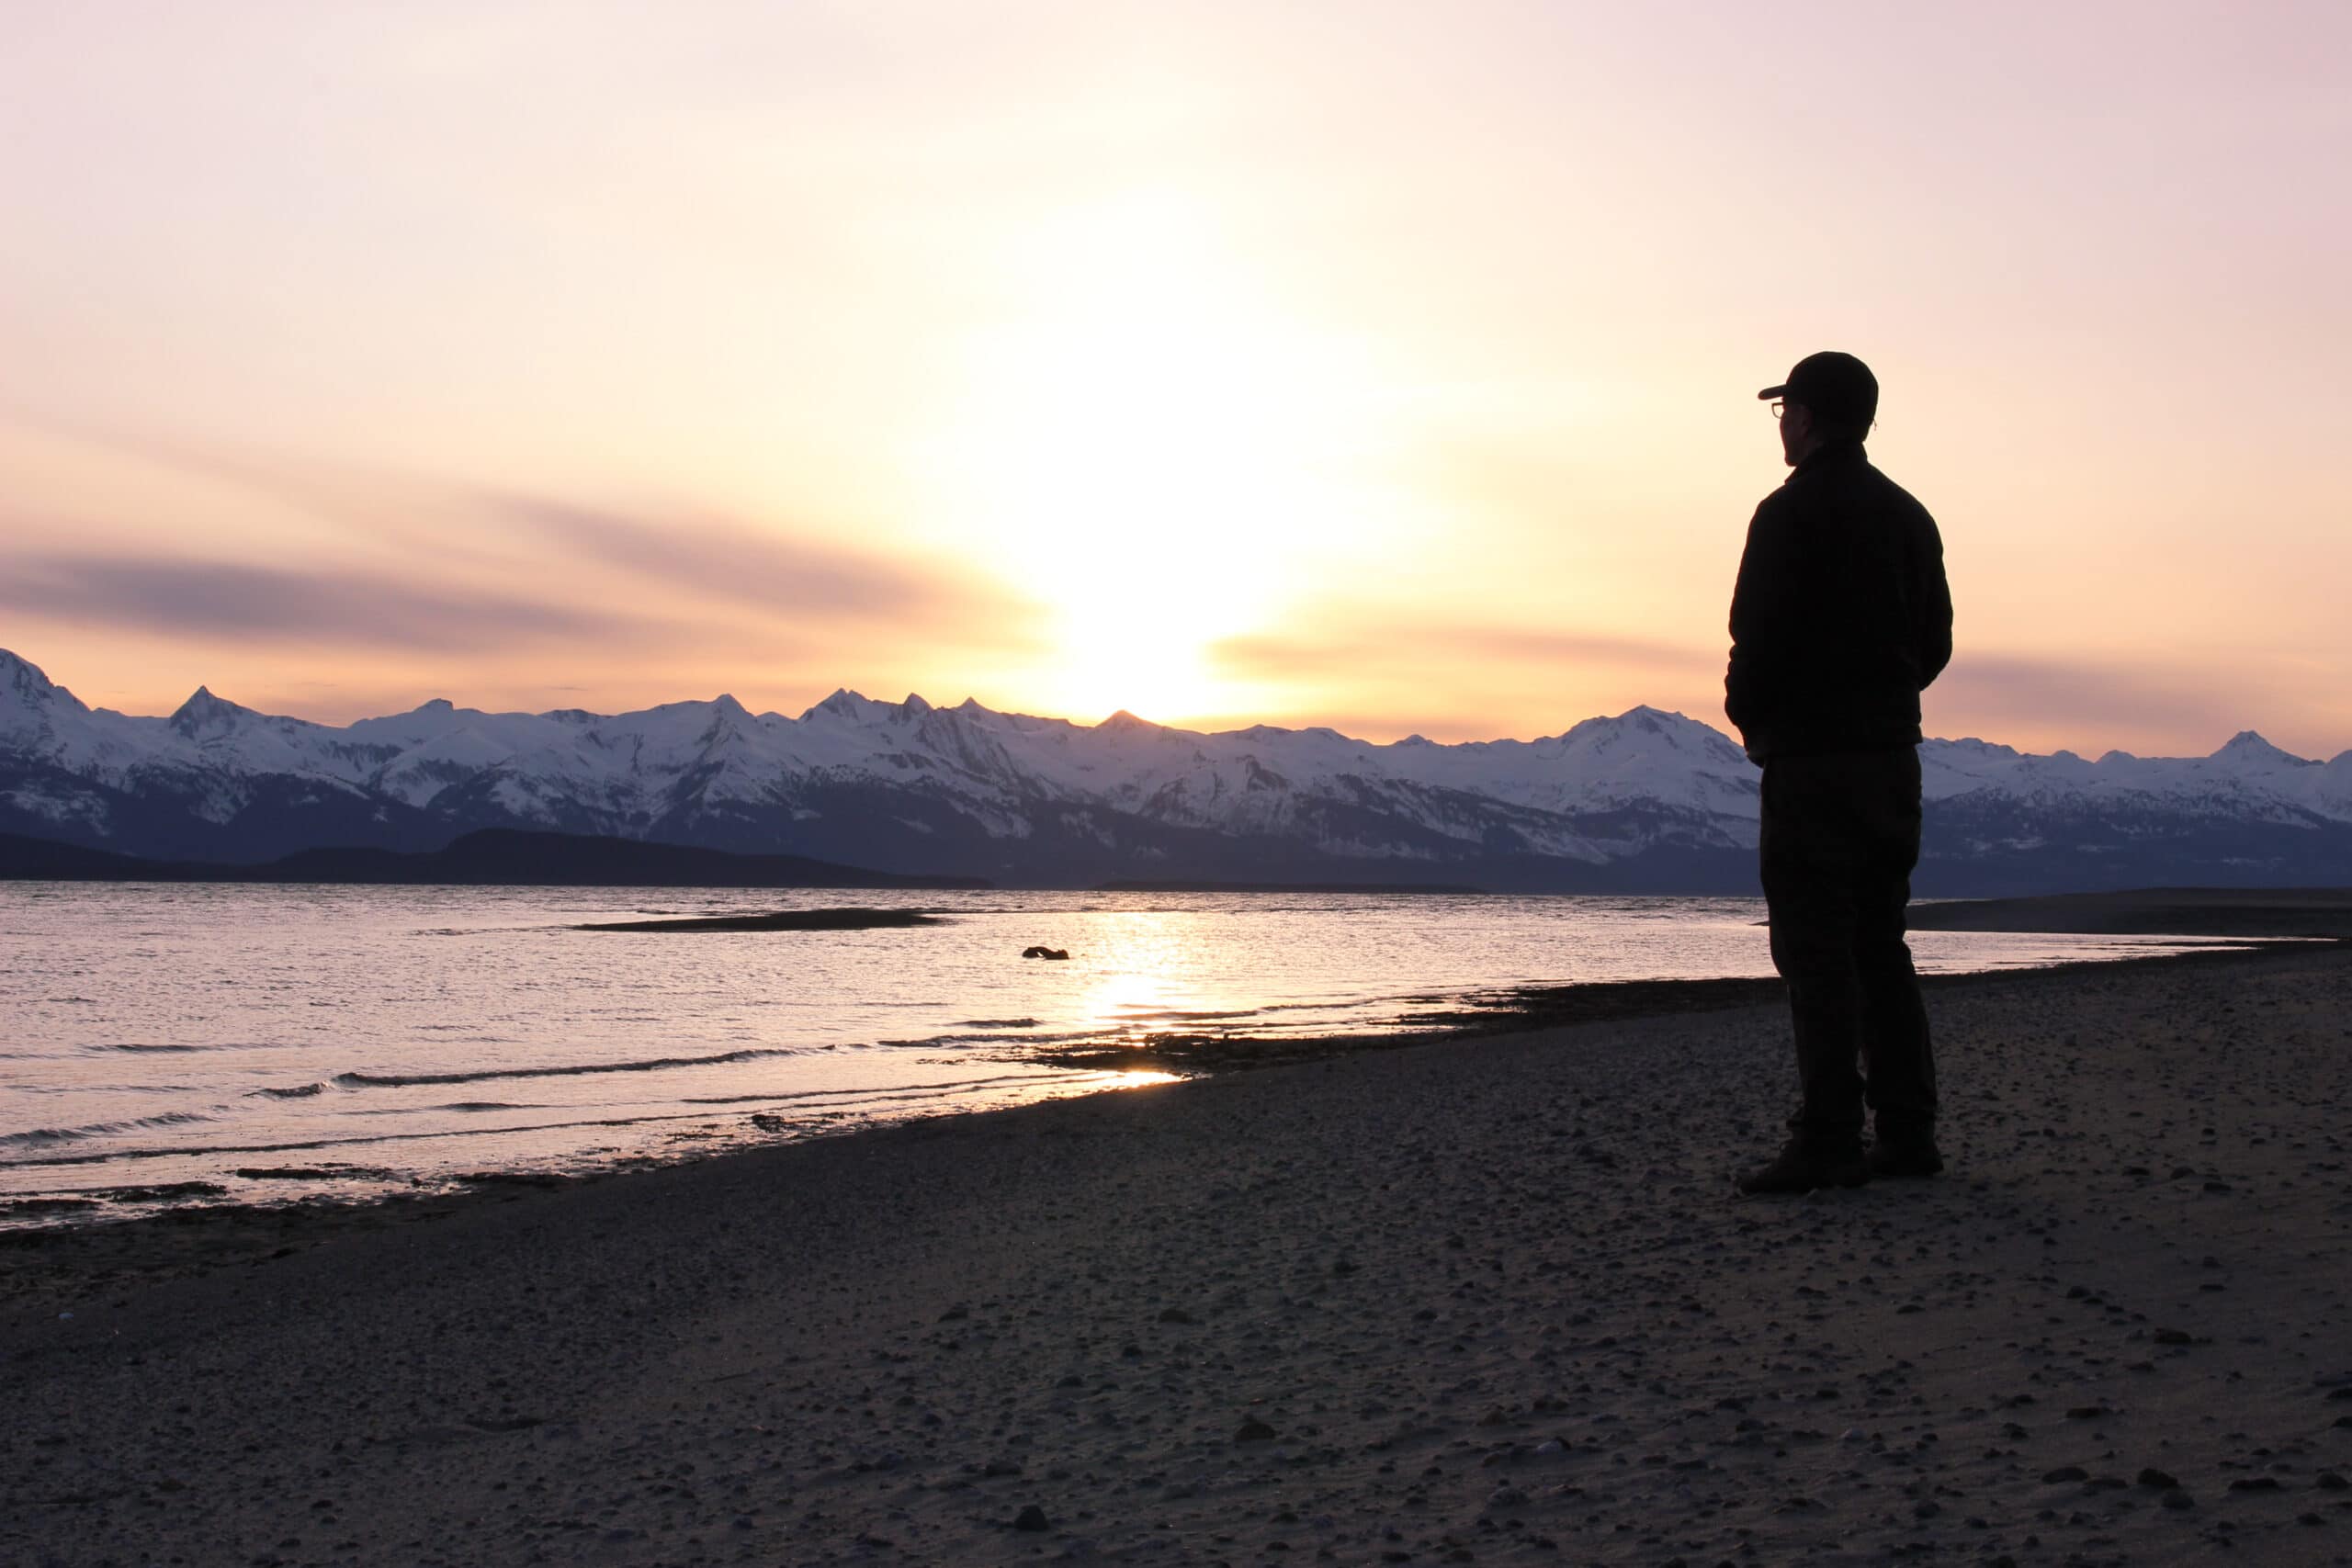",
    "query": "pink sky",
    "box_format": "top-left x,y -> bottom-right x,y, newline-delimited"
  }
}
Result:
4,2 -> 2348,757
